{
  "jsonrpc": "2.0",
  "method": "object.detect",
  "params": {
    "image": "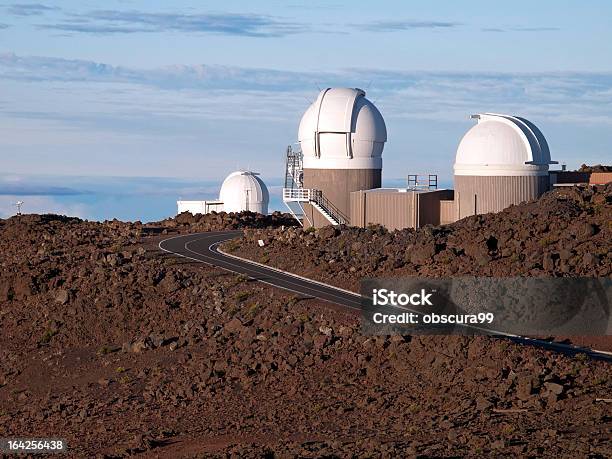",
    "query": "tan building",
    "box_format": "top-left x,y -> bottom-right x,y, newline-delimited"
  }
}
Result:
350,188 -> 454,230
589,172 -> 612,185
347,113 -> 561,231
